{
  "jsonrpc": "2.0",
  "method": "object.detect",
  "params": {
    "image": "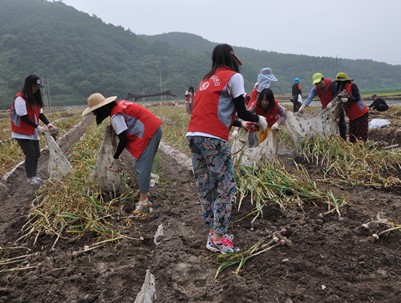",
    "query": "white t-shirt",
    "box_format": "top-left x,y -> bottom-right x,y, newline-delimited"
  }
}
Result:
111,113 -> 128,135
227,73 -> 246,99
